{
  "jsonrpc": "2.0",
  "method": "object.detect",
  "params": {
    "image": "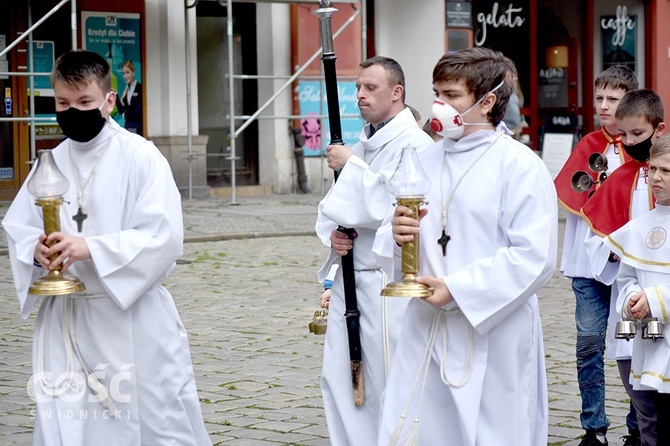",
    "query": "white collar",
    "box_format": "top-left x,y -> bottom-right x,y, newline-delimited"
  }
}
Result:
359,107 -> 417,151
442,128 -> 501,154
